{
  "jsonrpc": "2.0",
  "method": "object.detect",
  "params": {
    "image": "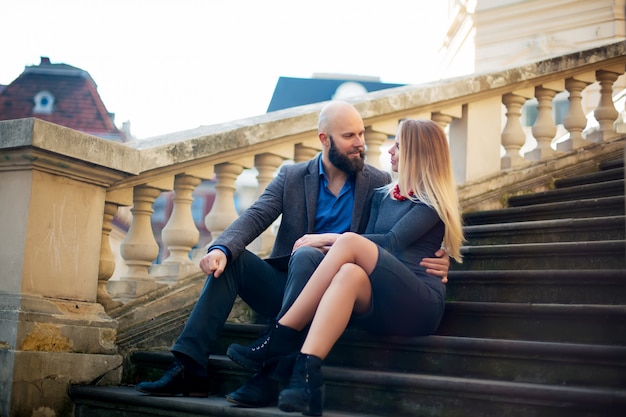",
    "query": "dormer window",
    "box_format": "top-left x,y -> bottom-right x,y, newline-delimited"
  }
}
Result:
33,90 -> 55,114
332,82 -> 368,100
